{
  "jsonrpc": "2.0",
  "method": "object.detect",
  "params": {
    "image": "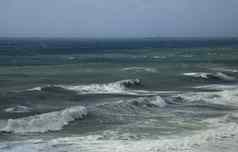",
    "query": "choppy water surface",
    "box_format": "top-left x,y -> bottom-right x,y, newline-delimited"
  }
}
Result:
0,38 -> 238,152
